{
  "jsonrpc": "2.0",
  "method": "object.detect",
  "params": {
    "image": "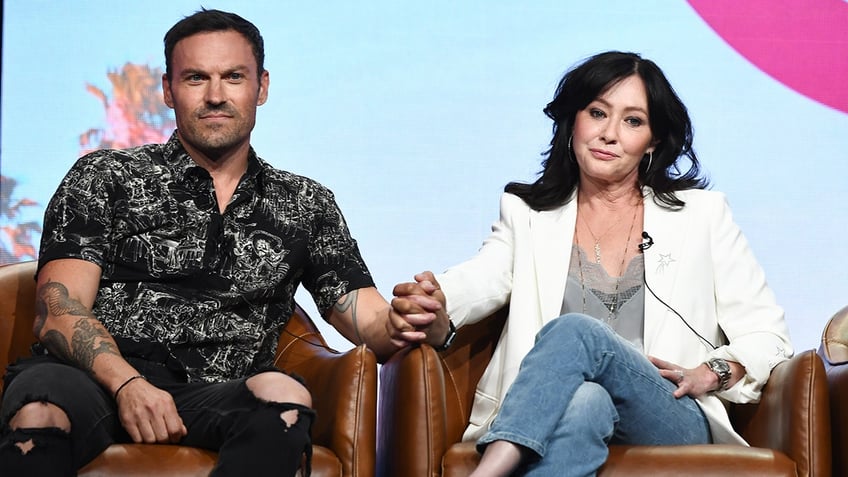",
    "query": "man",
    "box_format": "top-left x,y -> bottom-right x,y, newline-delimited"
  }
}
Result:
0,9 -> 448,476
